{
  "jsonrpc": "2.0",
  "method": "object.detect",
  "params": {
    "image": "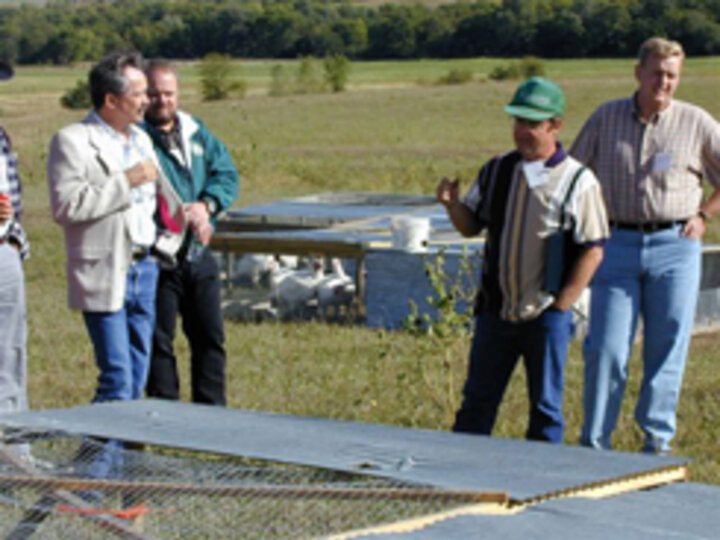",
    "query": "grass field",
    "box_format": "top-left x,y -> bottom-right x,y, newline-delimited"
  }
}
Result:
1,56 -> 718,485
